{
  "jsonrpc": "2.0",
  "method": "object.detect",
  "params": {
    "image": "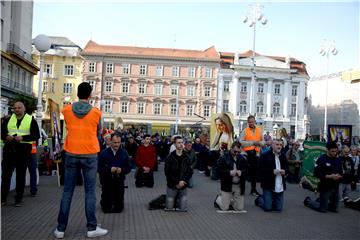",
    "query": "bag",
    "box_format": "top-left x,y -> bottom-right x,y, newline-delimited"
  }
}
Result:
148,194 -> 166,210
